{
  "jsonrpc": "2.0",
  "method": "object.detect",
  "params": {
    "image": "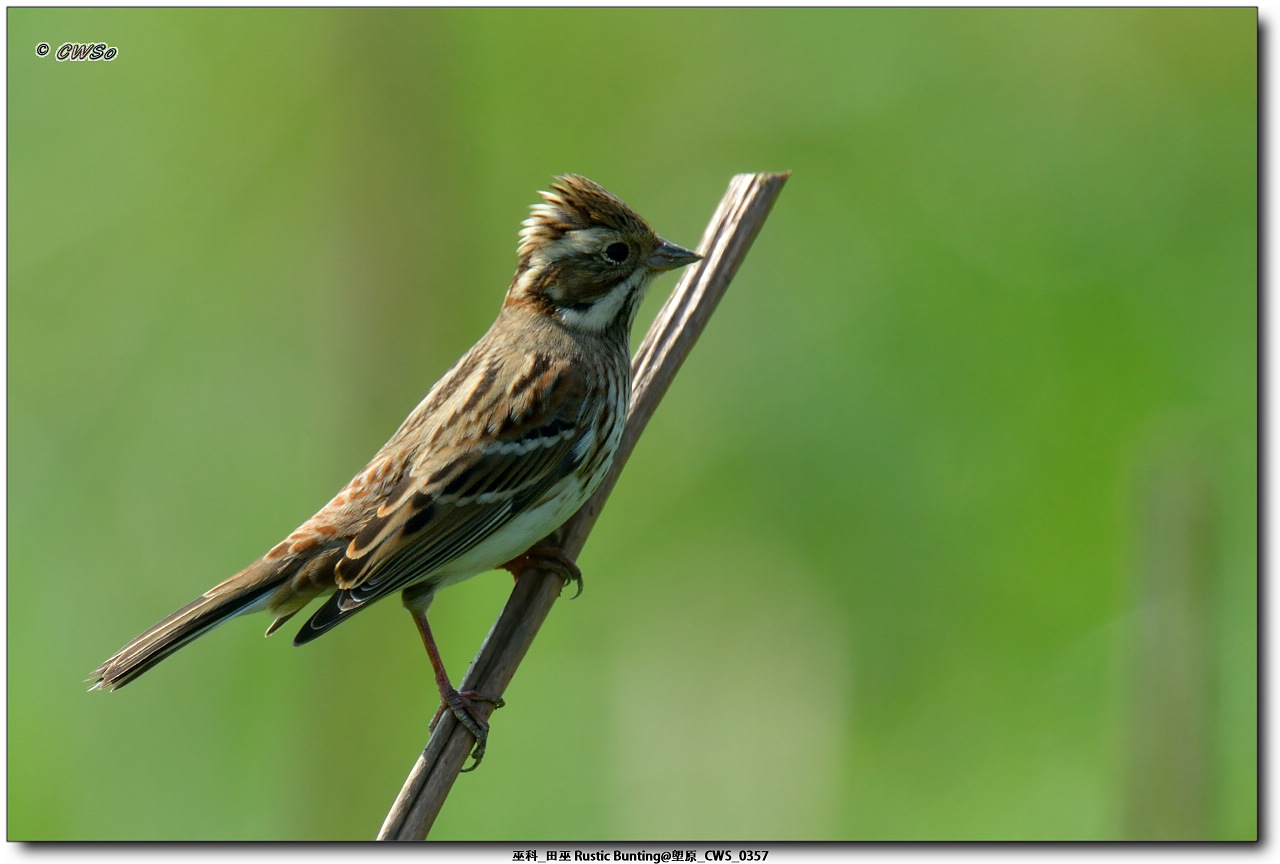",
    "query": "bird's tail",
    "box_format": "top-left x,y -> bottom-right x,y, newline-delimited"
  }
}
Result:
89,561 -> 284,691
